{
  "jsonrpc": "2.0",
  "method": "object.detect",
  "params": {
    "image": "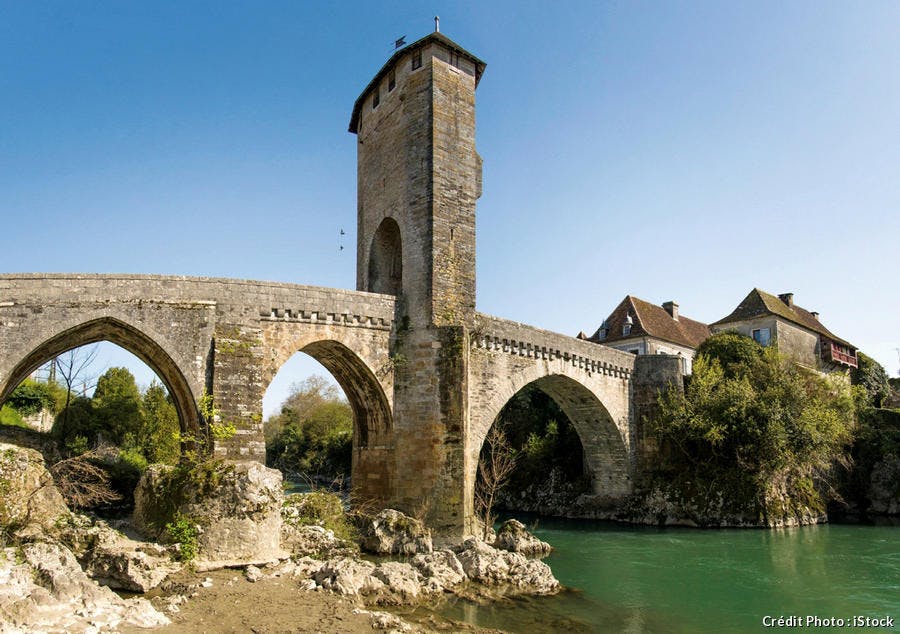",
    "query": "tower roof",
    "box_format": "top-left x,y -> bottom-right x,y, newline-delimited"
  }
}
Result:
349,32 -> 486,134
